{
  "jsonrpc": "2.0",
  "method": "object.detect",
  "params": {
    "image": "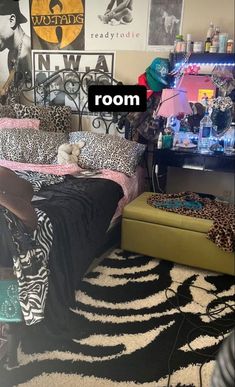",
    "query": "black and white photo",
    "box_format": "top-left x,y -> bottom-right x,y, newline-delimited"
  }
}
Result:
98,0 -> 133,26
148,0 -> 184,50
32,50 -> 115,114
85,0 -> 149,51
0,0 -> 31,91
